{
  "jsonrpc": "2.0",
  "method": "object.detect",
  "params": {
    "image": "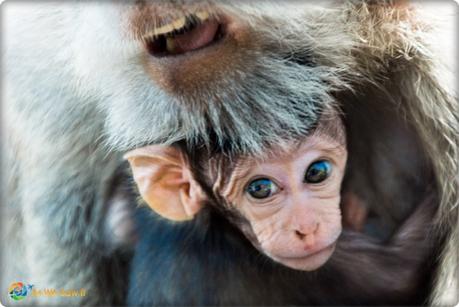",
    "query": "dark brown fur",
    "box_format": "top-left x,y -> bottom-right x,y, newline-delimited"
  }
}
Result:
128,146 -> 440,305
